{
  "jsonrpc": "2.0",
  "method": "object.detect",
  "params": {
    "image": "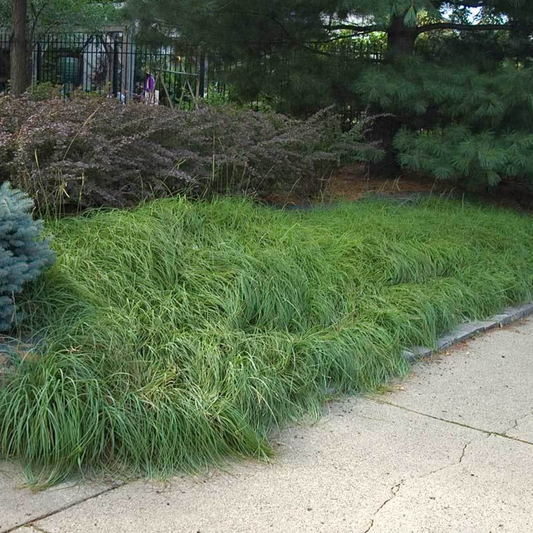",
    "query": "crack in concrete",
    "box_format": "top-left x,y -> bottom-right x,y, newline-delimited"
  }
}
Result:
419,433 -> 492,481
458,442 -> 469,464
371,399 -> 533,447
359,395 -> 533,533
363,433 -> 487,532
504,411 -> 533,436
365,444 -> 468,531
419,441 -> 470,479
363,482 -> 402,533
2,483 -> 126,533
